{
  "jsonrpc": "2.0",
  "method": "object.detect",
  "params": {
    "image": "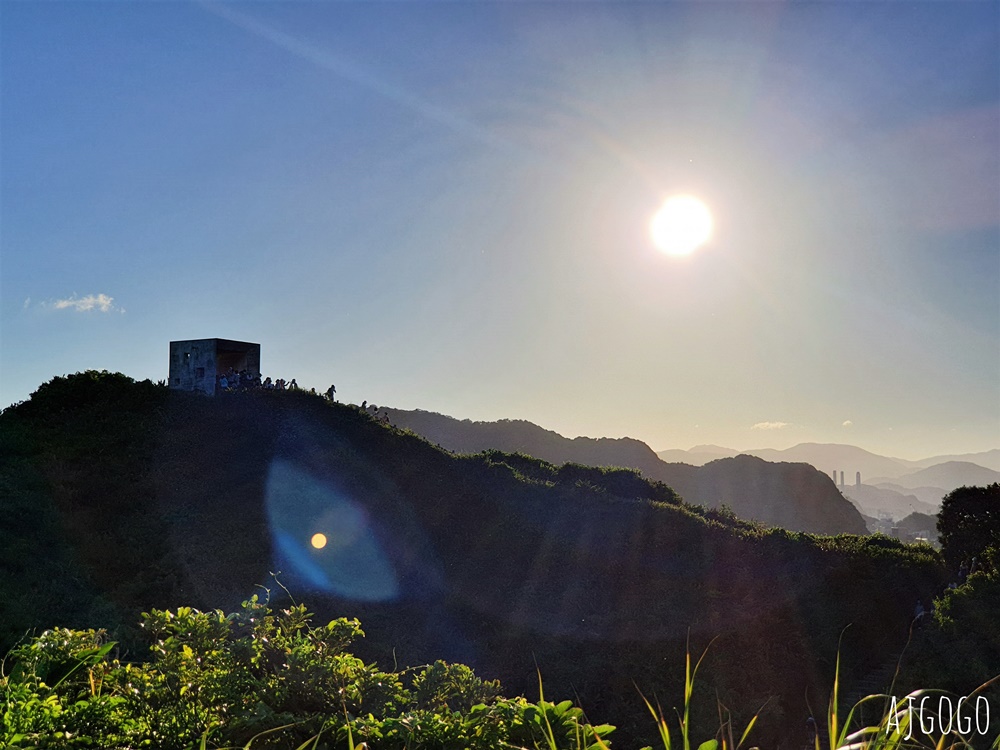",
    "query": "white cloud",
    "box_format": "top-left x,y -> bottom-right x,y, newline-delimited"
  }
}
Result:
842,420 -> 854,428
44,293 -> 124,314
751,421 -> 789,431
23,297 -> 31,310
